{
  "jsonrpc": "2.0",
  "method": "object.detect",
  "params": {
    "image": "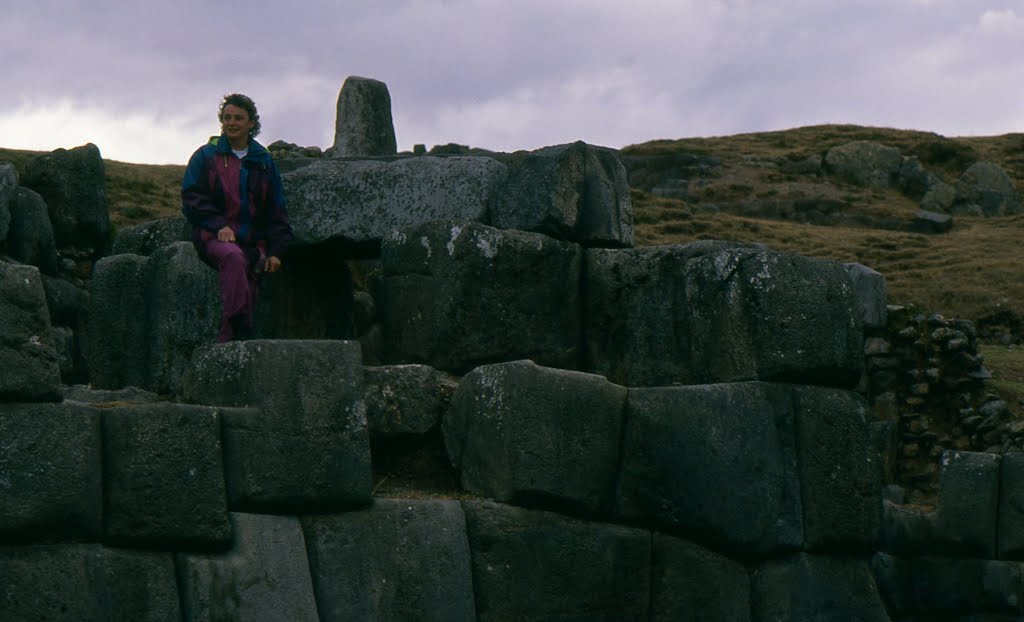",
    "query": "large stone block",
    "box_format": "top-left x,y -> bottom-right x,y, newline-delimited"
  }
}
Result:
333,75 -> 397,157
82,253 -> 149,389
872,553 -> 1023,616
684,247 -> 863,388
143,241 -> 220,394
753,553 -> 890,621
102,403 -> 231,549
22,143 -> 111,250
615,383 -> 803,558
84,243 -> 219,394
652,534 -> 751,622
934,450 -> 1001,558
490,141 -> 634,247
0,162 -> 15,242
584,241 -> 757,386
41,273 -> 88,329
444,360 -> 626,514
0,262 -> 61,401
844,262 -> 888,332
586,243 -> 863,388
462,500 -> 651,621
303,498 -> 476,622
182,340 -> 371,512
364,364 -> 456,437
8,187 -> 58,275
954,161 -> 1023,216
999,453 -> 1024,559
283,157 -> 507,249
0,402 -> 102,543
793,386 -> 882,551
112,215 -> 189,256
380,221 -> 582,373
0,544 -> 180,621
177,513 -> 319,621
823,140 -> 903,188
